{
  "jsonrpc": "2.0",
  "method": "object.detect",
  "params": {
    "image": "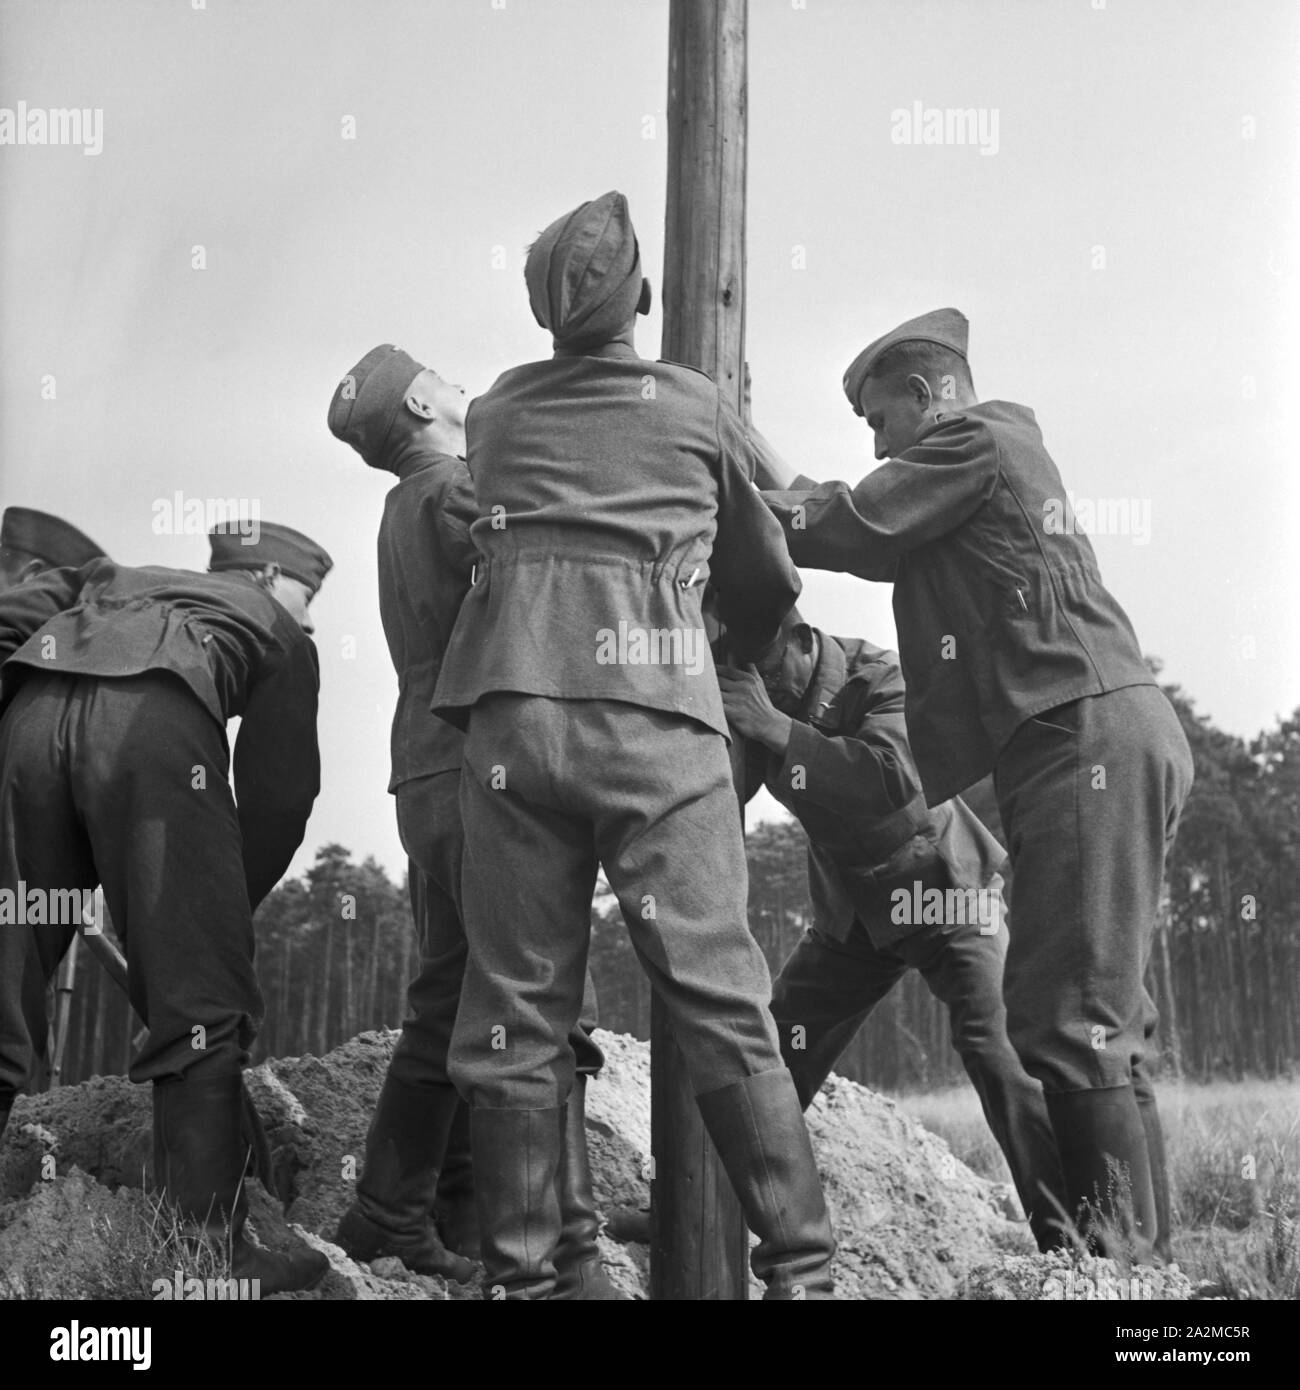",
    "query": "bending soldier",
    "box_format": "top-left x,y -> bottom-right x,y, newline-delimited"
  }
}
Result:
0,507 -> 107,1134
0,523 -> 333,1292
718,613 -> 1068,1250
